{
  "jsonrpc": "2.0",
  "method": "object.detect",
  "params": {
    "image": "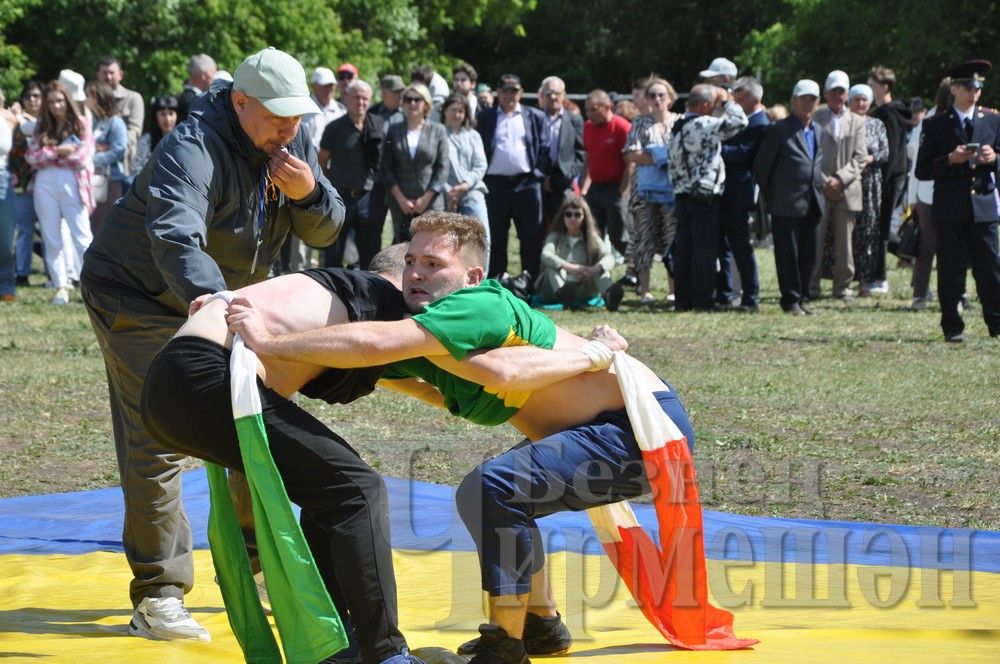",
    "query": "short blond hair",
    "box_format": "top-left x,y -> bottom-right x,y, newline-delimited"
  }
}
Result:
409,211 -> 488,268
